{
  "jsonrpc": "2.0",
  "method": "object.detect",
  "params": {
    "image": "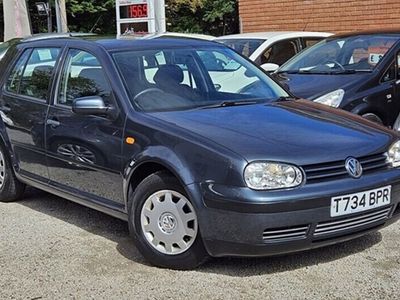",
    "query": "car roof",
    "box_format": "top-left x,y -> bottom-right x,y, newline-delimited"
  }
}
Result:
331,28 -> 400,39
143,32 -> 215,41
16,34 -> 224,52
215,31 -> 332,40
